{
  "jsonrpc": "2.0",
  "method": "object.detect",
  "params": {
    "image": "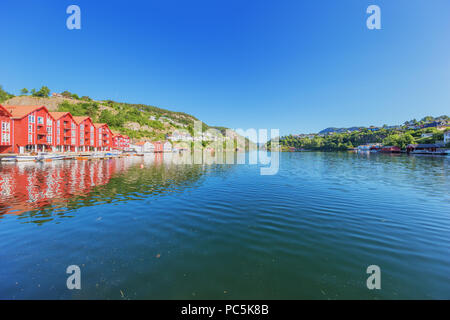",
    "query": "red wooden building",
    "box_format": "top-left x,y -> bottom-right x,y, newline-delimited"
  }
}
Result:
112,133 -> 130,150
73,116 -> 95,152
4,105 -> 55,153
0,105 -> 13,153
50,112 -> 78,152
94,123 -> 113,151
